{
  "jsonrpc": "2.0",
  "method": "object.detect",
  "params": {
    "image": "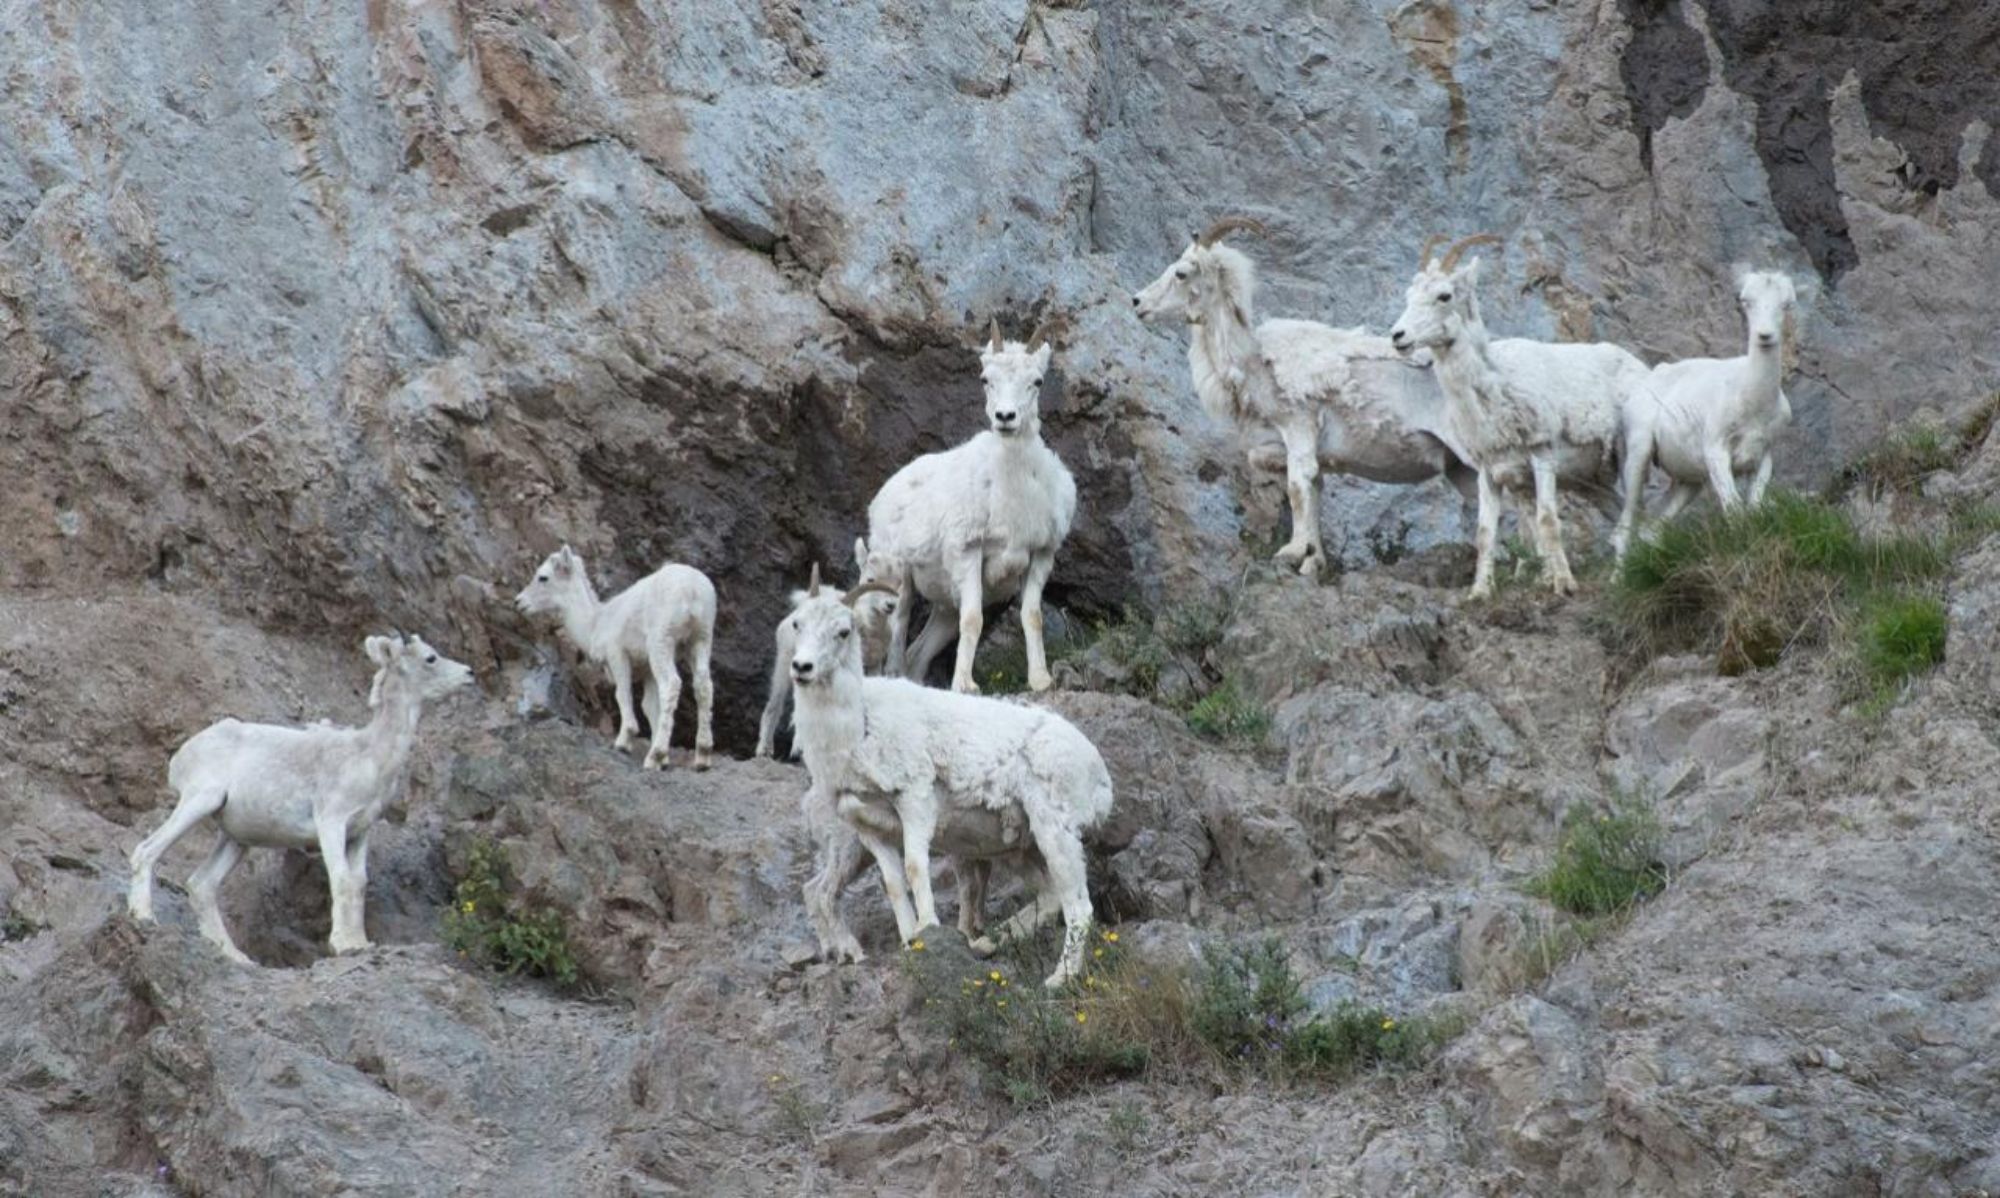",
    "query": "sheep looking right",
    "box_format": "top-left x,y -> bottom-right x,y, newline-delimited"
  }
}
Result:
784,565 -> 1113,988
